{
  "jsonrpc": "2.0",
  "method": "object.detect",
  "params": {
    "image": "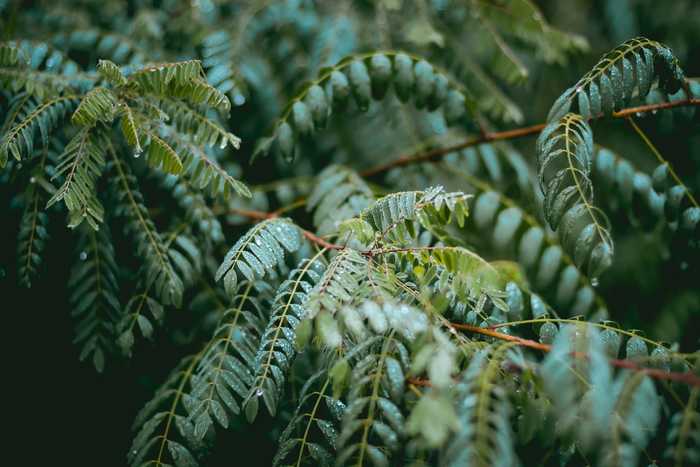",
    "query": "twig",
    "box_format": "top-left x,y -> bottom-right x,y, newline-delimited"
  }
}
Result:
228,207 -> 344,250
449,322 -> 700,387
361,98 -> 700,178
